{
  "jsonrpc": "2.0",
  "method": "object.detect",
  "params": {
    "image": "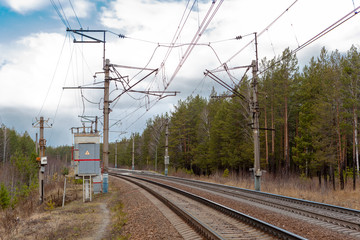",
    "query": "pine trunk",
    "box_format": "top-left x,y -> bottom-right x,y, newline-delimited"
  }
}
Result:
354,106 -> 359,174
336,103 -> 344,190
264,103 -> 269,170
271,103 -> 275,172
284,96 -> 289,174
